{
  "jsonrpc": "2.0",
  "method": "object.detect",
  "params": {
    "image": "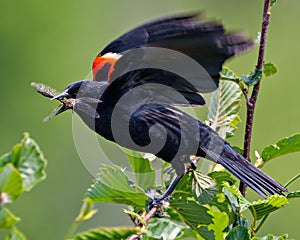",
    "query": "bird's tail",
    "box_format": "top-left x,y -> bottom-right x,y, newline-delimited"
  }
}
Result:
205,144 -> 288,198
